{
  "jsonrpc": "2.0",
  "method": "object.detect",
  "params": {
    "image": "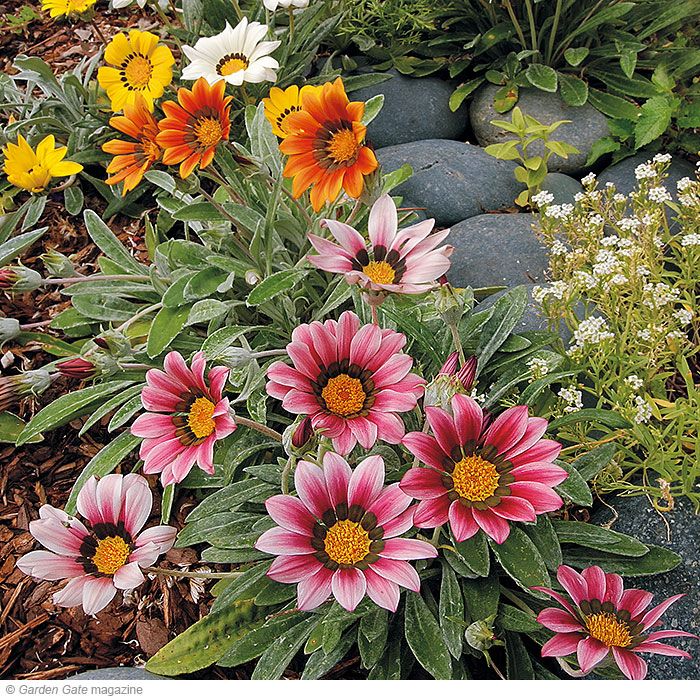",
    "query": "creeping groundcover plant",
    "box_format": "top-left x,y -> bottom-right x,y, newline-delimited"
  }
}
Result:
0,0 -> 697,682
